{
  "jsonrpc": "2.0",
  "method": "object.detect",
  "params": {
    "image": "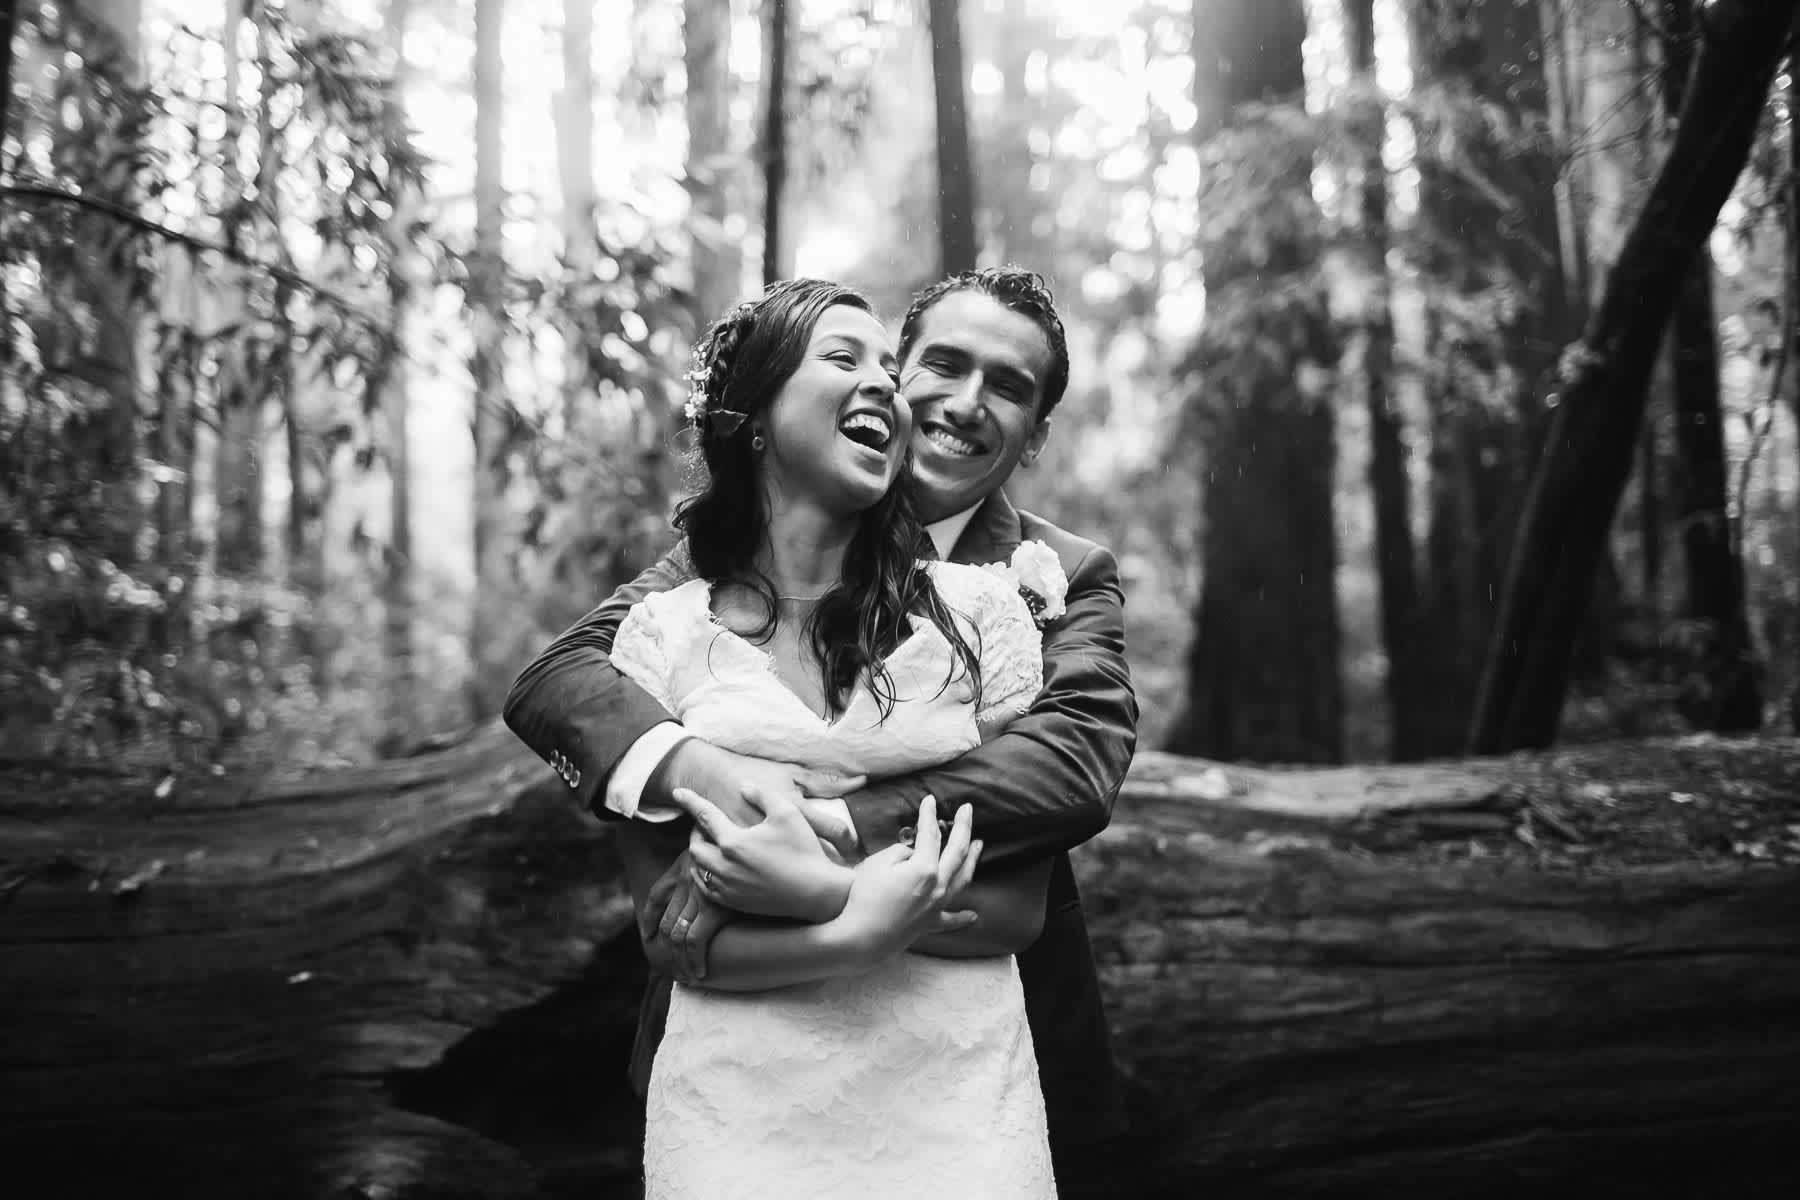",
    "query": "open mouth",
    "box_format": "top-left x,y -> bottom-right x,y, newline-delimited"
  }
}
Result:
839,410 -> 895,453
921,422 -> 984,458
